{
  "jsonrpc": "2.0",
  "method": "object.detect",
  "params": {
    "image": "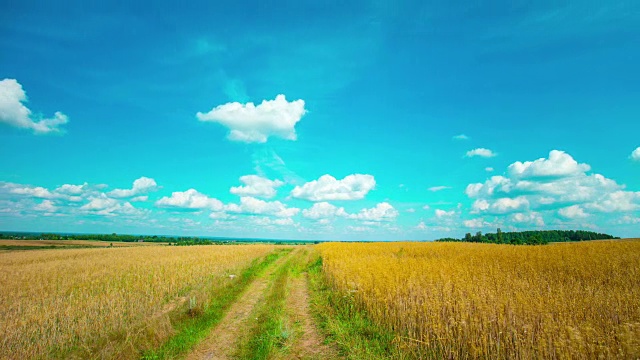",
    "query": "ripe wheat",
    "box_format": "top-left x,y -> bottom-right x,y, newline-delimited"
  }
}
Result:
318,240 -> 640,359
